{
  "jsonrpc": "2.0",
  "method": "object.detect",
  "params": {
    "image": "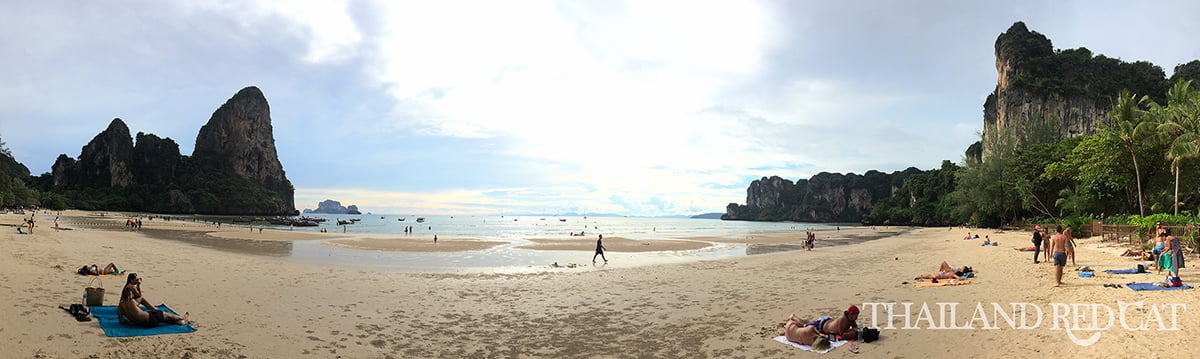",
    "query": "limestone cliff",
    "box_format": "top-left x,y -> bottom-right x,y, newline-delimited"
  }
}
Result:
75,119 -> 134,188
193,87 -> 286,186
46,86 -> 296,215
982,22 -> 1169,155
724,169 -> 919,222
